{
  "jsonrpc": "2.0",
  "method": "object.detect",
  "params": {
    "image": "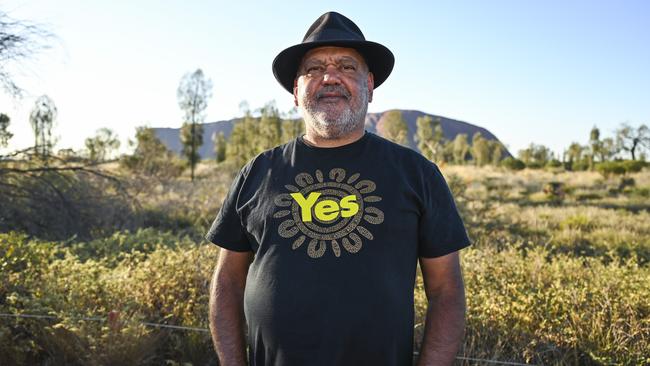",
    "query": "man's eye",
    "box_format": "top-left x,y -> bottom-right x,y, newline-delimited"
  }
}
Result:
342,64 -> 356,71
307,66 -> 324,73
